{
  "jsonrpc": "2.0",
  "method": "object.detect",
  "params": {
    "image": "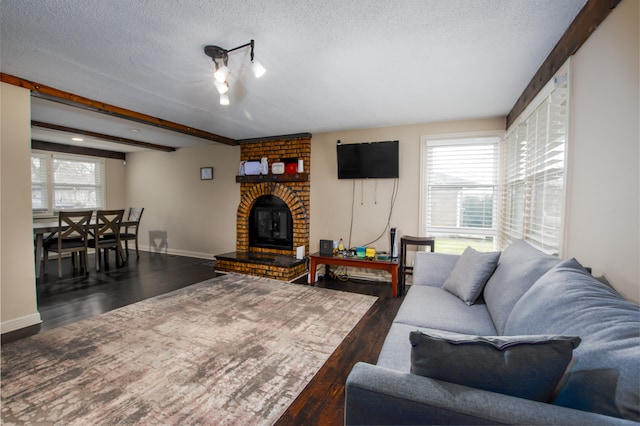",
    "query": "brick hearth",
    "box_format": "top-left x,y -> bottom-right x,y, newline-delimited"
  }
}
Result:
216,134 -> 311,281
